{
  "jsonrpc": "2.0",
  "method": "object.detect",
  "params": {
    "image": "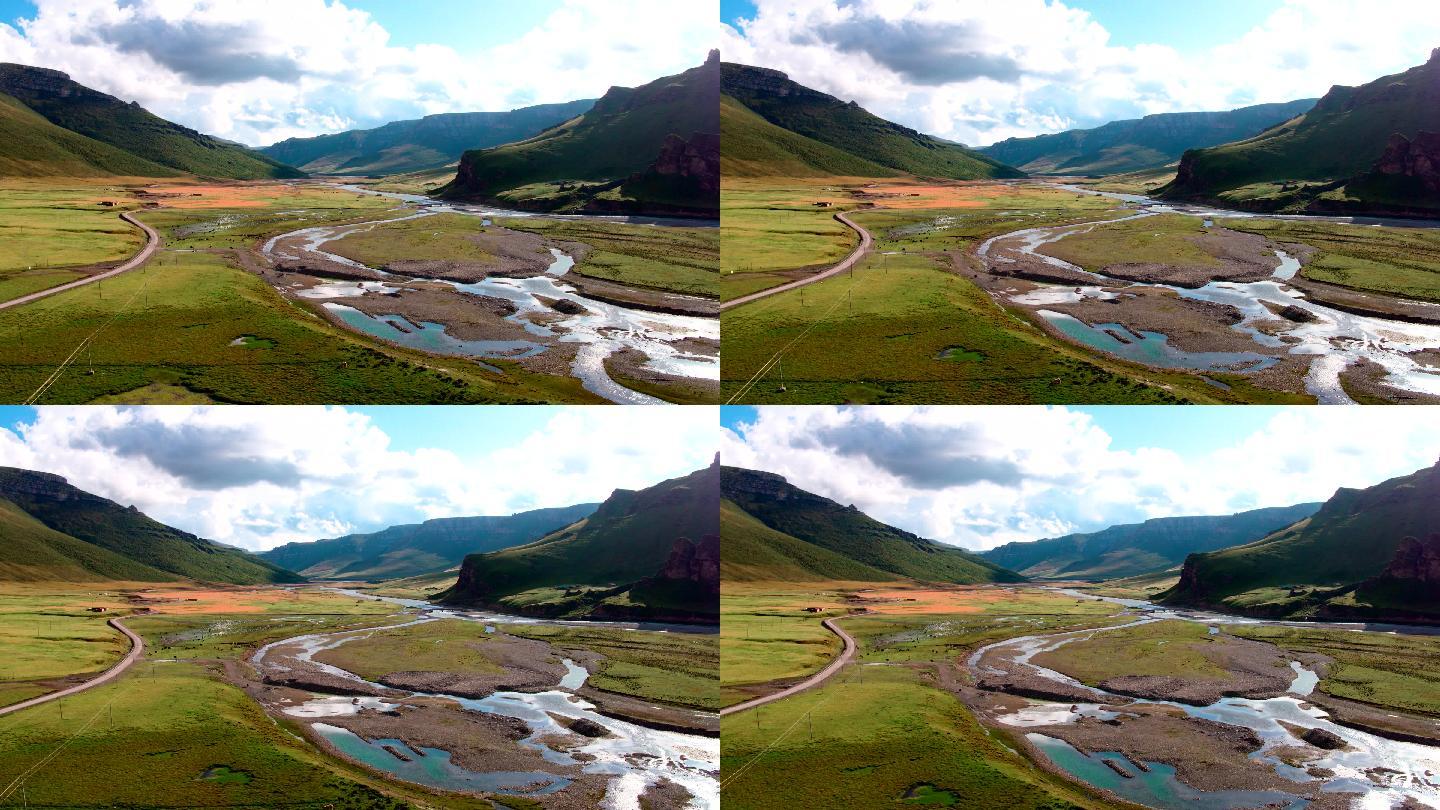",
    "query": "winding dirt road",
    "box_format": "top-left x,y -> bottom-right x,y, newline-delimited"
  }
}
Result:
720,617 -> 856,716
721,212 -> 872,311
0,618 -> 144,718
0,212 -> 160,312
